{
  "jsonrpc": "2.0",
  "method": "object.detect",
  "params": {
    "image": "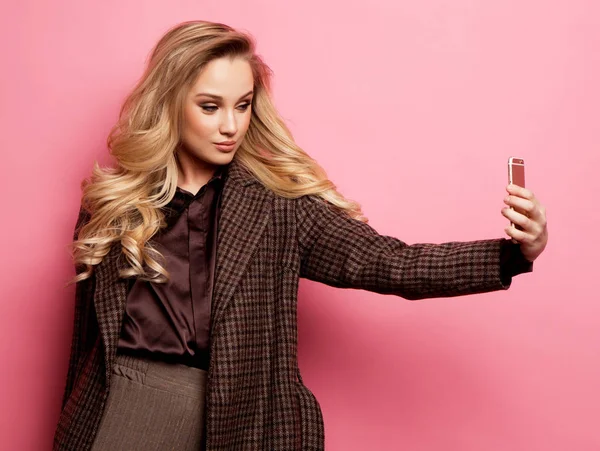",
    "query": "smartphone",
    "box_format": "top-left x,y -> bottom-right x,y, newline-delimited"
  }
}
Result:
507,157 -> 525,231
